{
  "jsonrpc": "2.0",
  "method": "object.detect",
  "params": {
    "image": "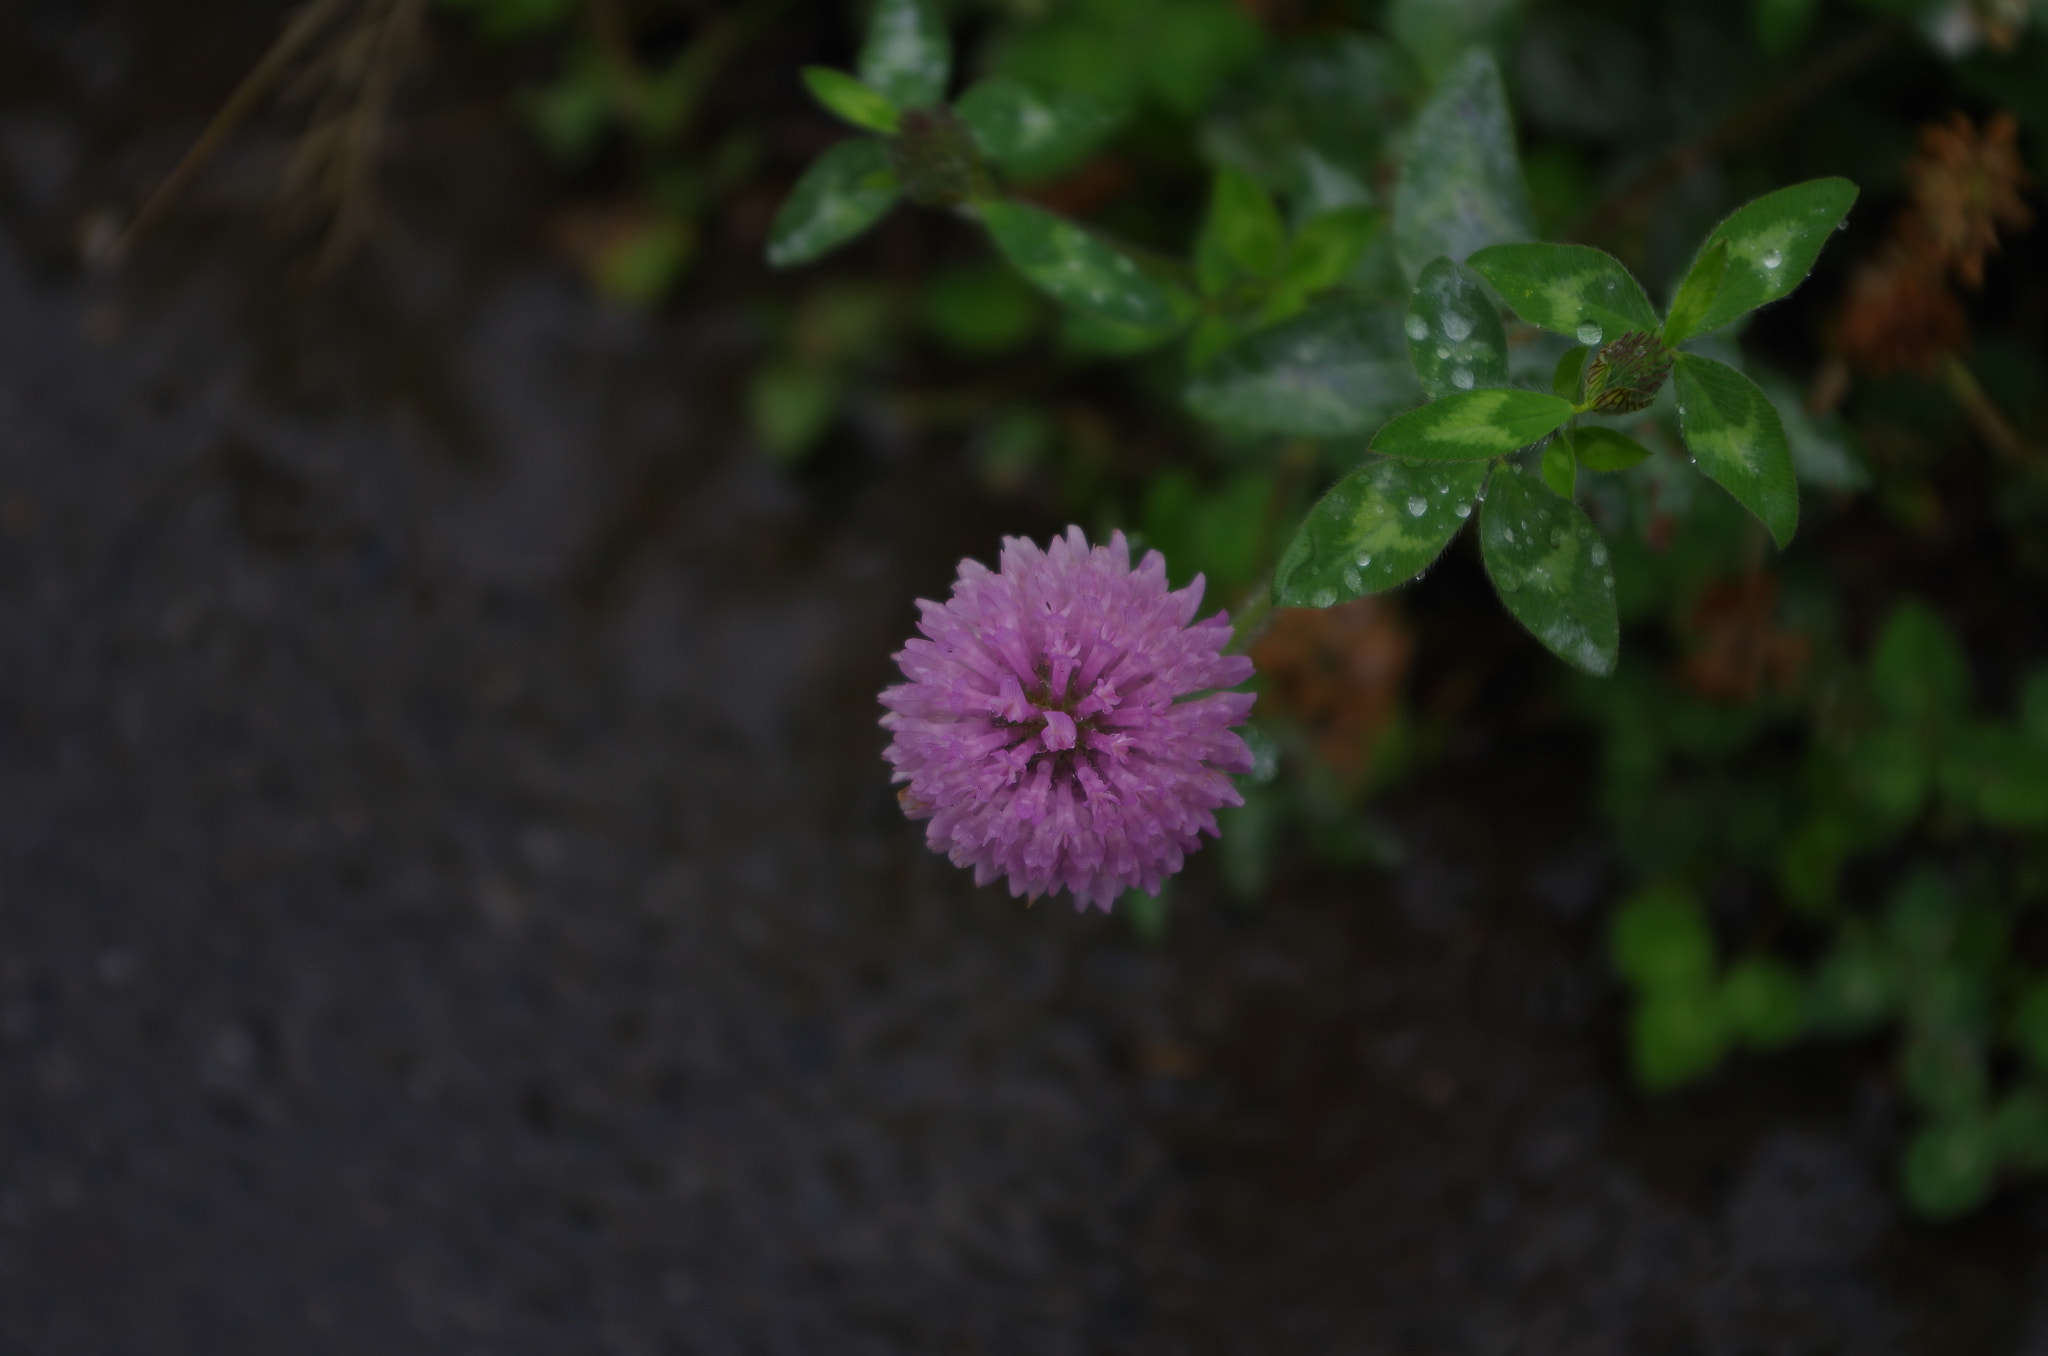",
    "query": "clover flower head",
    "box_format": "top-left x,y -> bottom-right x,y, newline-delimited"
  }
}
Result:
880,527 -> 1256,911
